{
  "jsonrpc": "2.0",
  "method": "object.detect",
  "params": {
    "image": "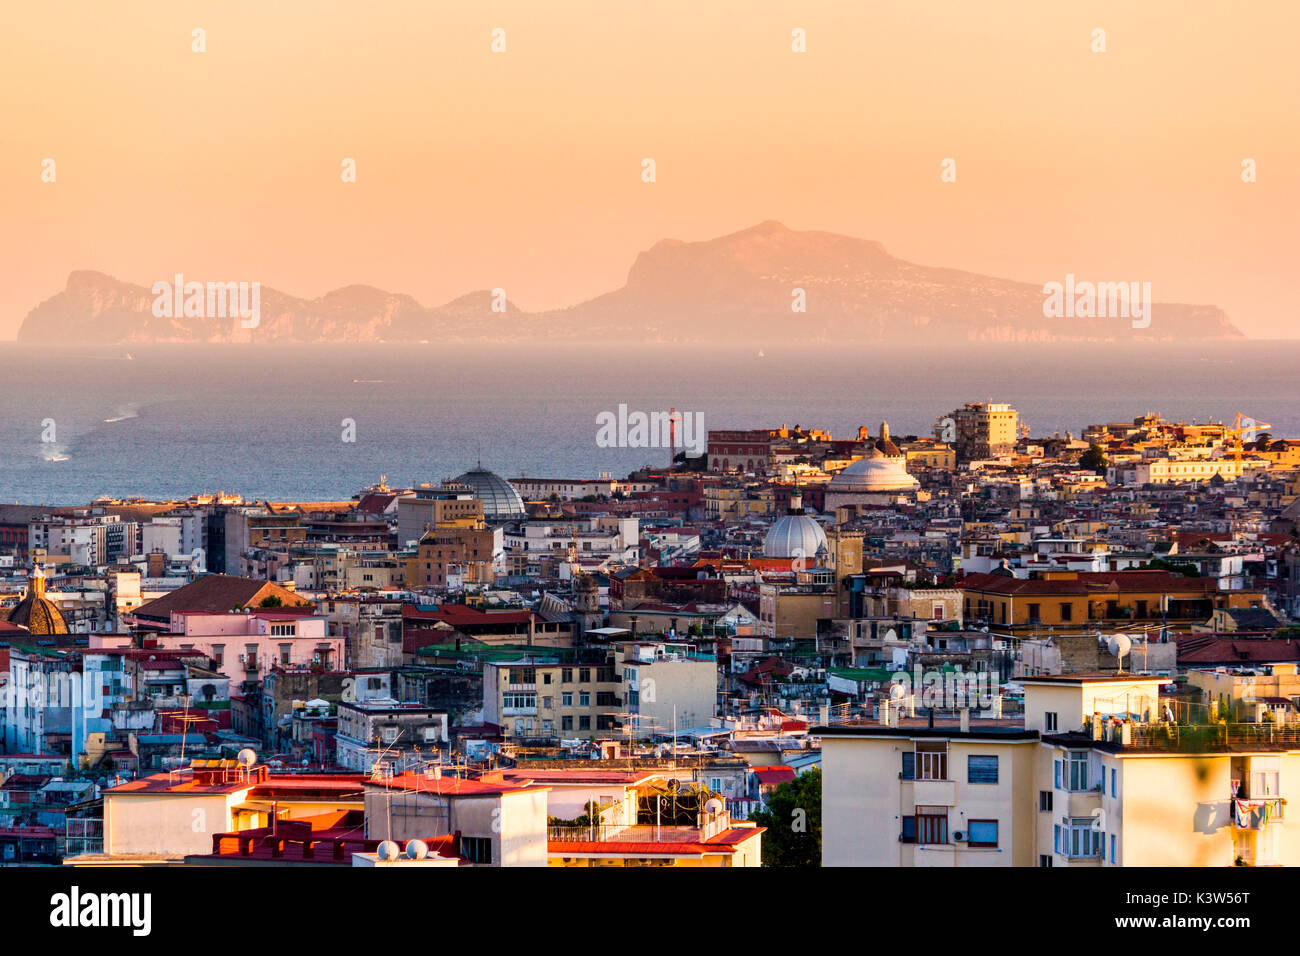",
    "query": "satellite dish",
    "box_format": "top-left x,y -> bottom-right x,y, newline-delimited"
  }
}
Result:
1107,634 -> 1132,670
377,840 -> 401,860
236,748 -> 257,768
704,798 -> 725,816
405,839 -> 429,860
